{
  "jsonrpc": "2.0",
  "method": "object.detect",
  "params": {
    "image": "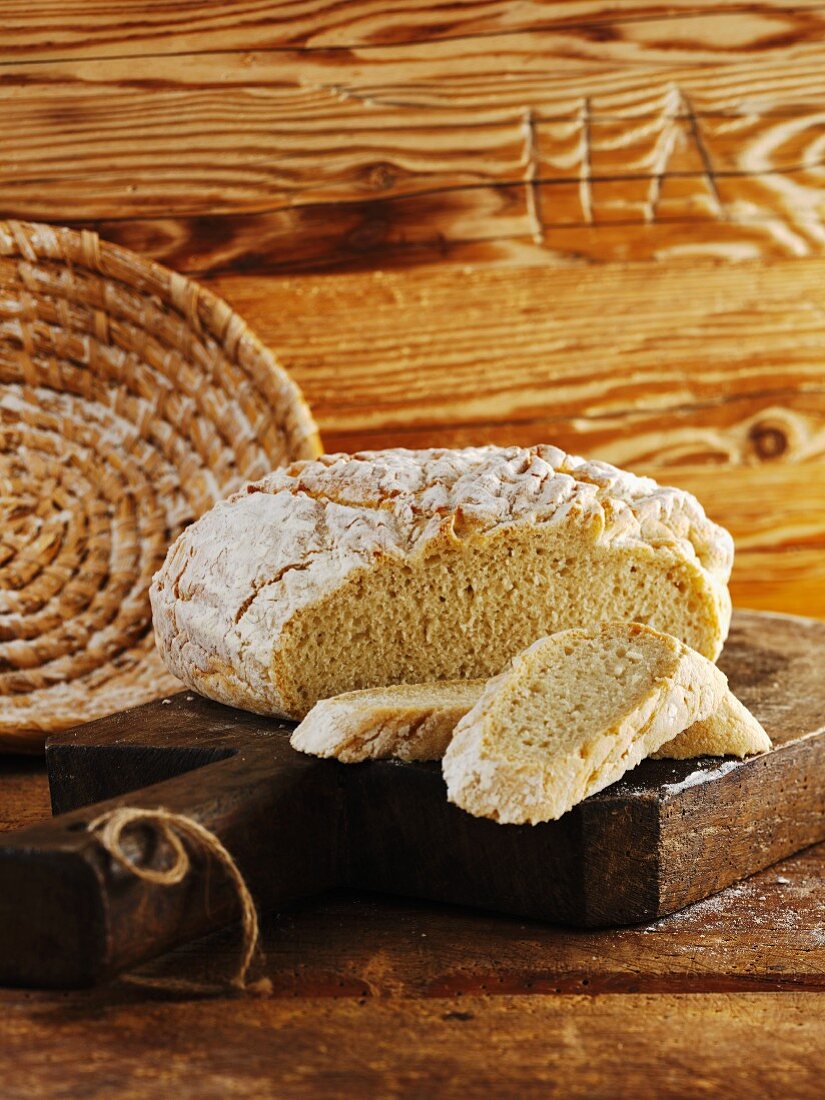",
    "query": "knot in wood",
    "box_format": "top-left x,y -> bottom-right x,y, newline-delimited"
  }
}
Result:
749,423 -> 788,461
363,162 -> 398,192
